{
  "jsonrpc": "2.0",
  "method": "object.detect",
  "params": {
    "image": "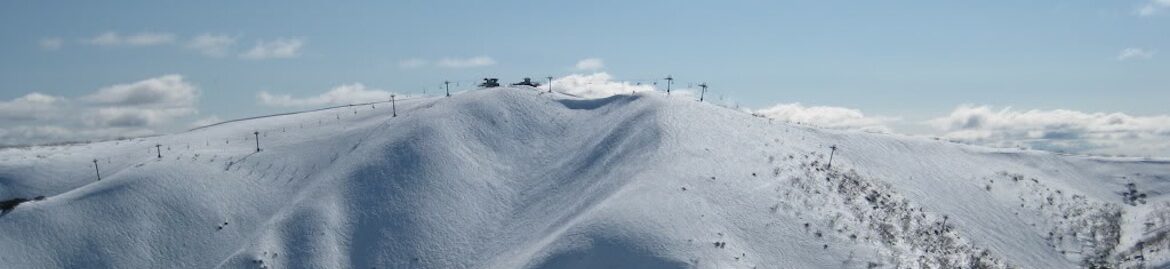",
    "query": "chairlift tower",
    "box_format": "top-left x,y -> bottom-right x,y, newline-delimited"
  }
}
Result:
665,75 -> 674,96
698,83 -> 708,102
93,159 -> 101,181
546,76 -> 554,93
827,145 -> 838,169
